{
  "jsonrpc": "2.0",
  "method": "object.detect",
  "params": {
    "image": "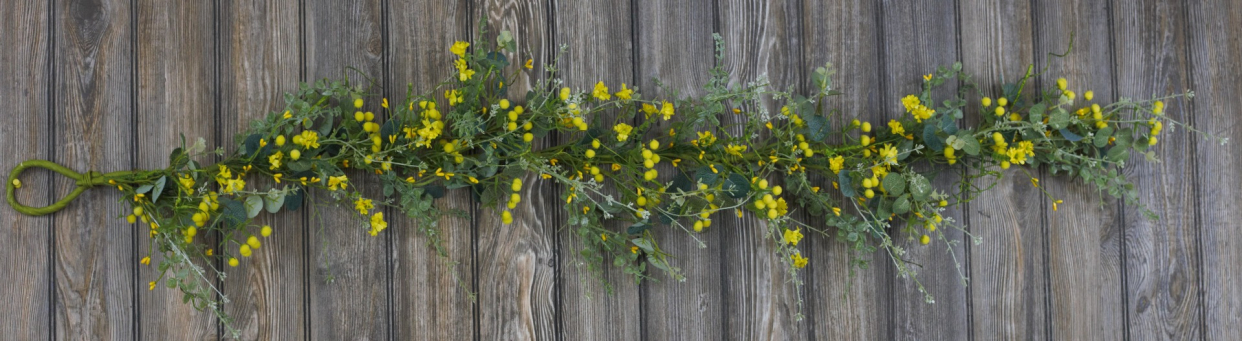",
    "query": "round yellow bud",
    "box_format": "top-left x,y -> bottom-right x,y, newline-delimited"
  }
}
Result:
133,206 -> 144,216
289,149 -> 301,160
499,99 -> 510,109
998,97 -> 1008,107
275,135 -> 286,146
126,215 -> 137,224
939,200 -> 949,207
1084,90 -> 1094,101
772,186 -> 783,196
694,220 -> 704,232
523,133 -> 534,142
502,210 -> 514,224
861,122 -> 872,132
995,106 -> 1006,116
261,225 -> 272,237
865,189 -> 875,198
585,149 -> 596,158
239,245 -> 253,257
1056,78 -> 1068,90
247,236 -> 261,249
1148,137 -> 1158,146
229,258 -> 239,267
920,235 -> 931,245
354,111 -> 365,122
512,178 -> 523,191
981,97 -> 992,107
354,98 -> 364,108
758,179 -> 769,189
